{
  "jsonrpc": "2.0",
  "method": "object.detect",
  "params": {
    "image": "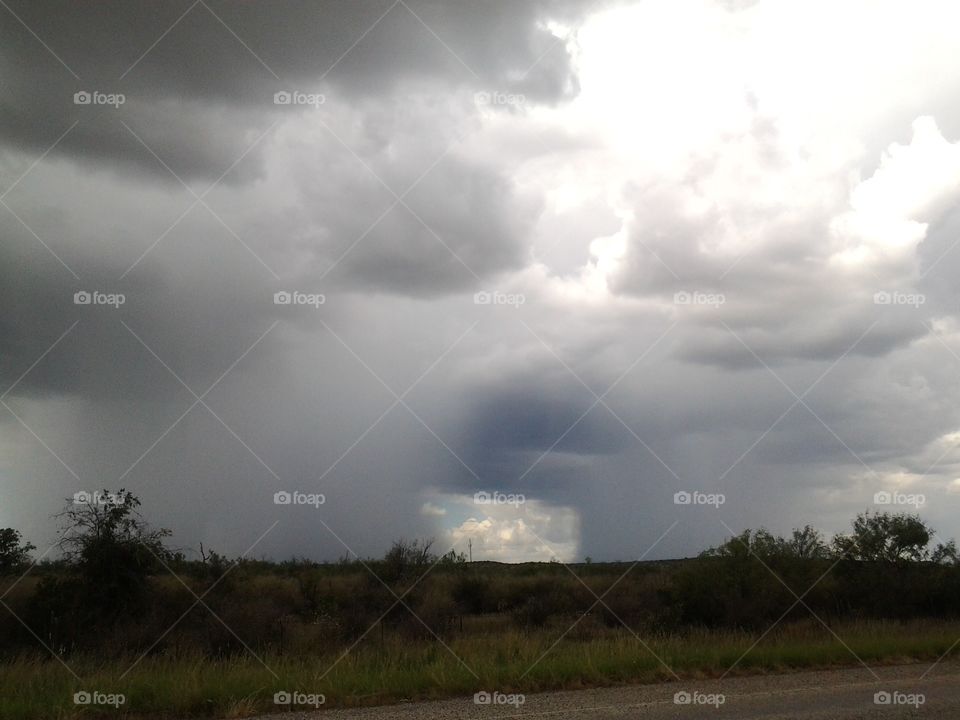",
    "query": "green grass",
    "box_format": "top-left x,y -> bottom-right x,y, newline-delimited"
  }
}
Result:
3,619 -> 958,719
